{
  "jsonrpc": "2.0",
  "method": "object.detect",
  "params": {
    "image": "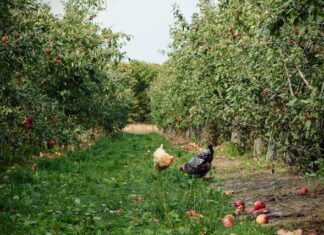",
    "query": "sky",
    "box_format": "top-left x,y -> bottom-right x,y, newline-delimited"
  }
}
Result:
45,0 -> 199,64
